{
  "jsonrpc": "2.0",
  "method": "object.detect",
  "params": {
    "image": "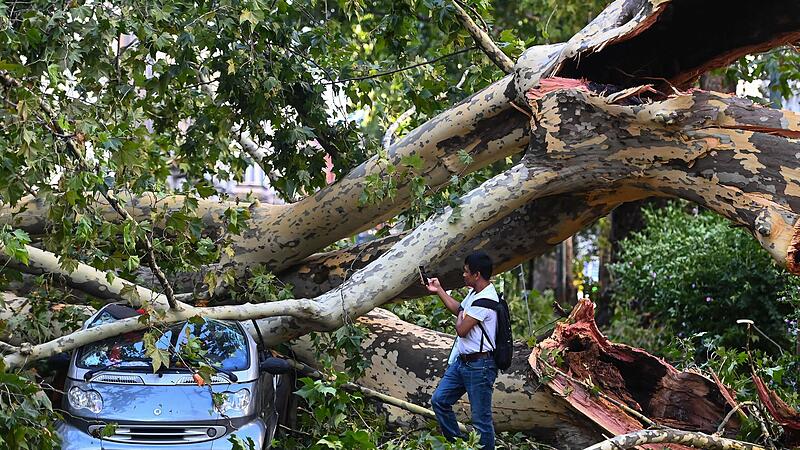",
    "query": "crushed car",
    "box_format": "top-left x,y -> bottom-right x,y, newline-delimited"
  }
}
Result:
57,304 -> 294,449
